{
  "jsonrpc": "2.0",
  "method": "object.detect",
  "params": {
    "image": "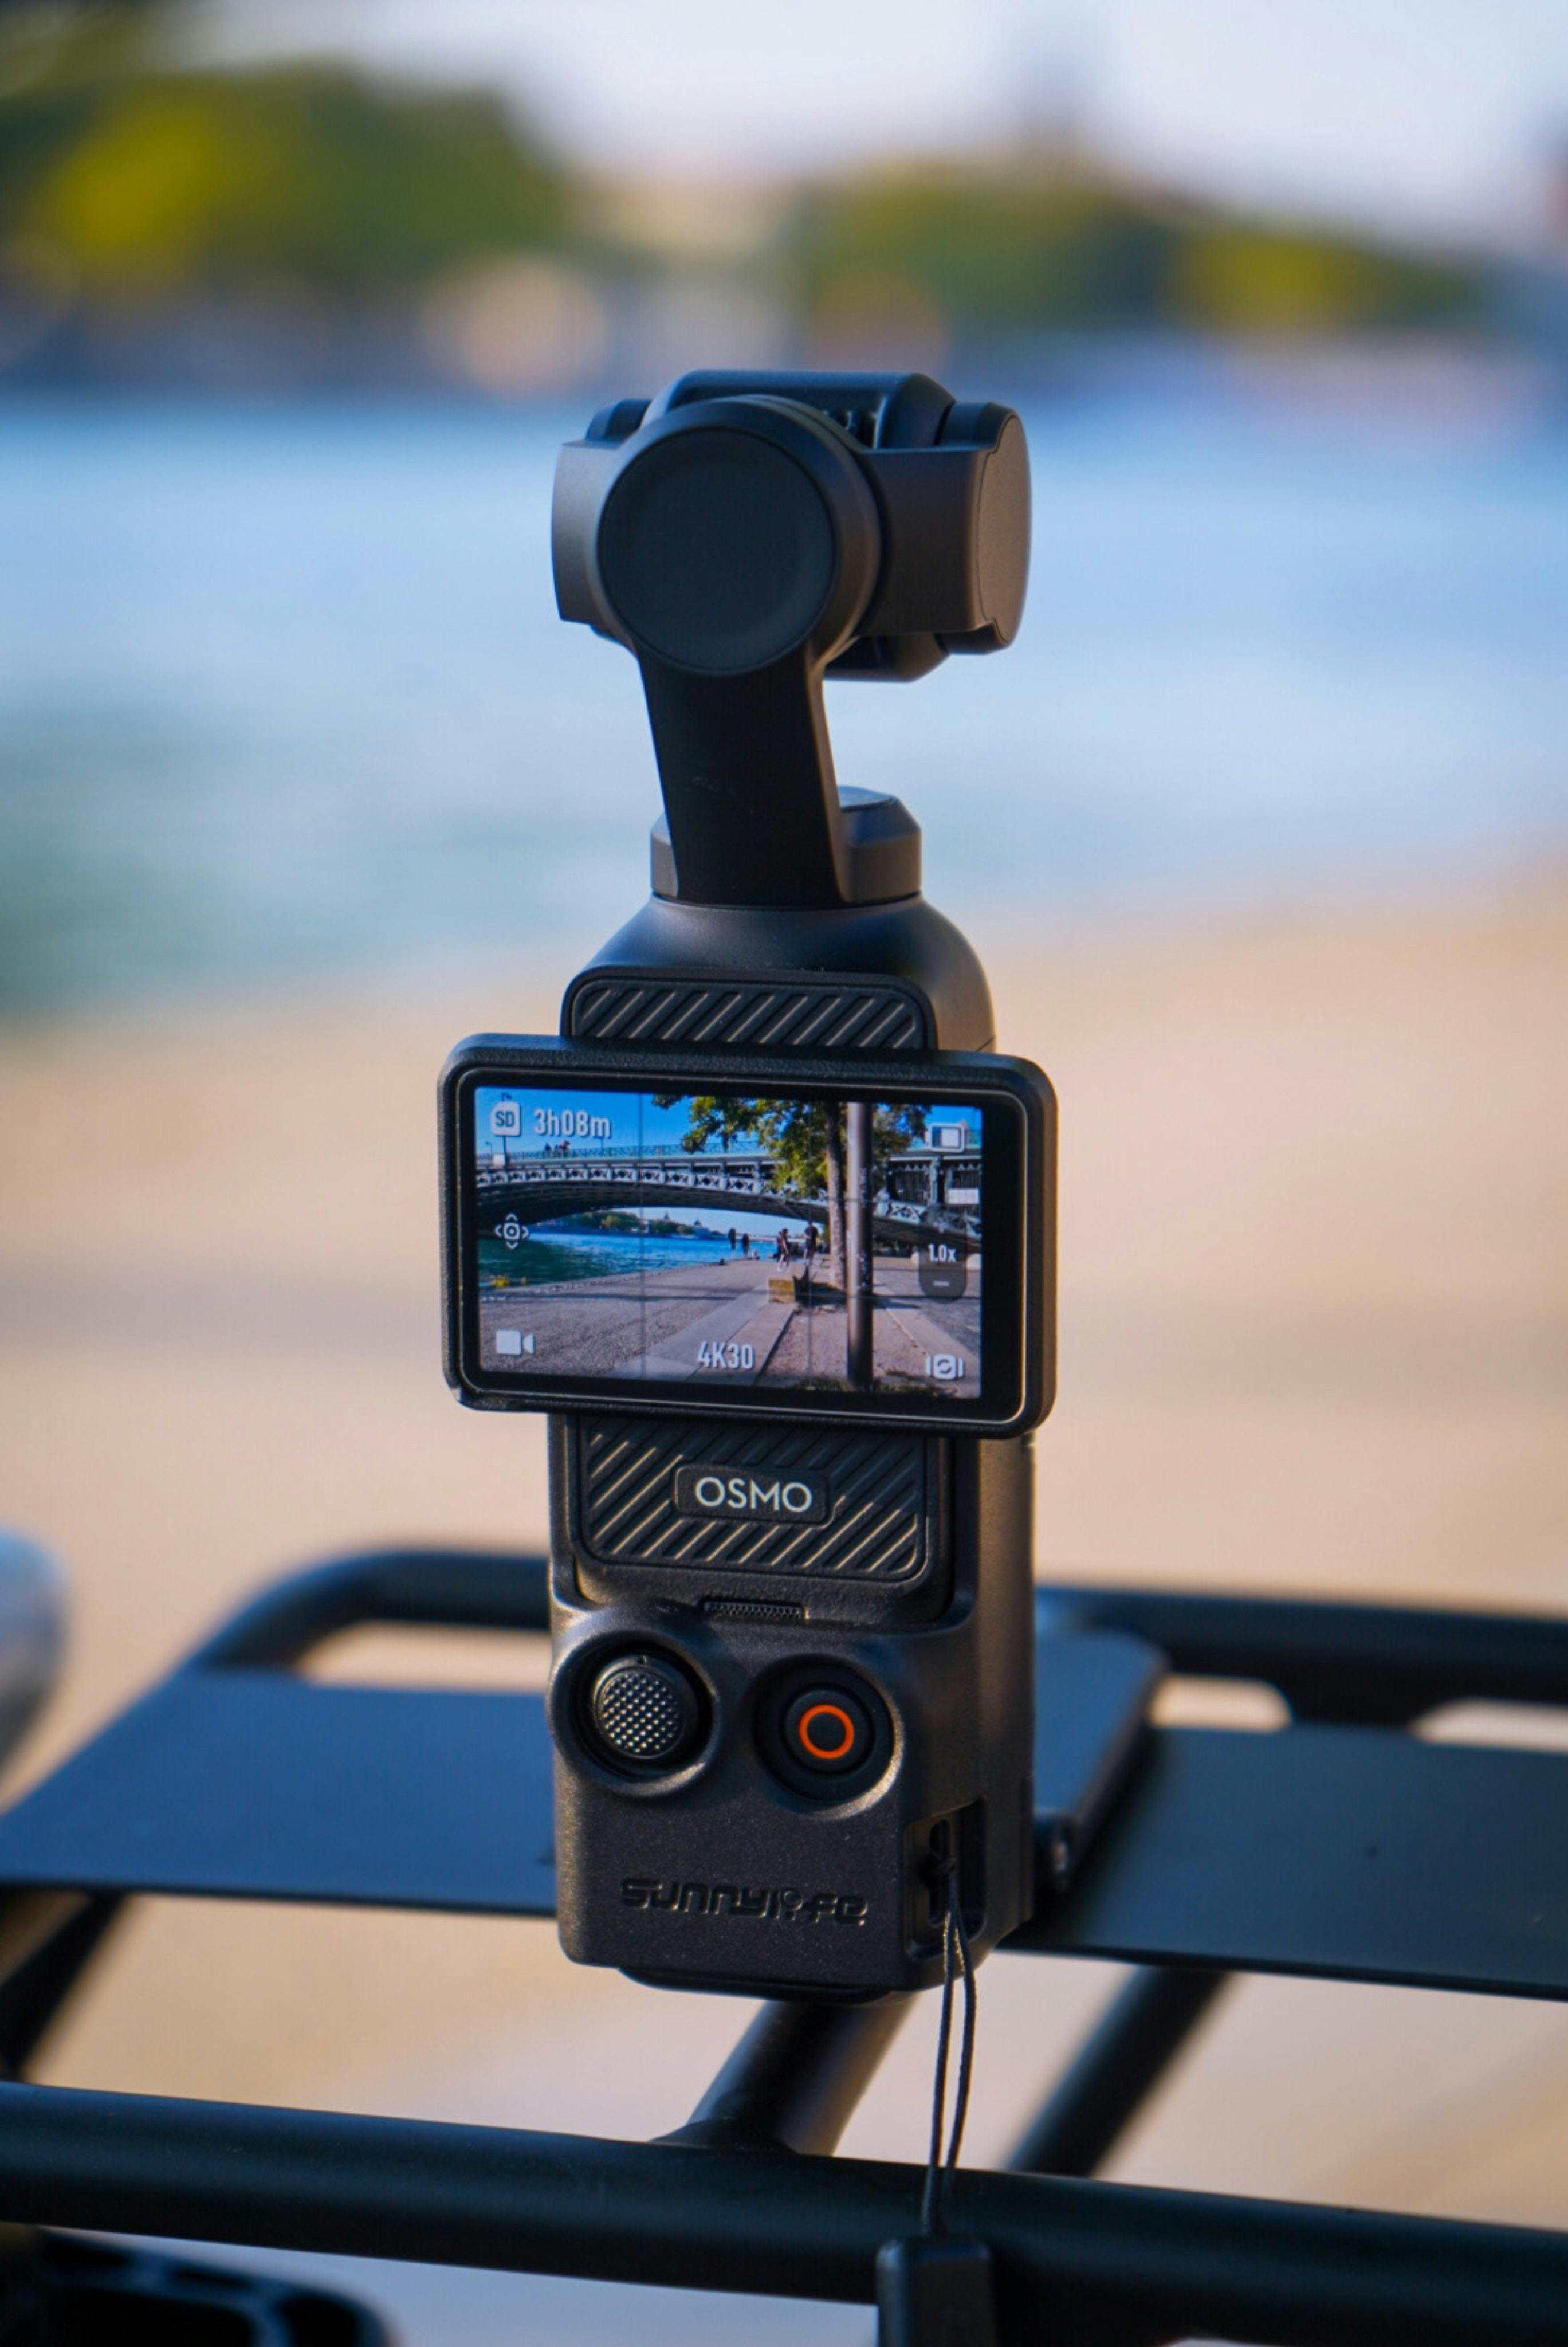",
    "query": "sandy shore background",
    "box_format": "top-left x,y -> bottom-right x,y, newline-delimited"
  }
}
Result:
2,878 -> 1565,2339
